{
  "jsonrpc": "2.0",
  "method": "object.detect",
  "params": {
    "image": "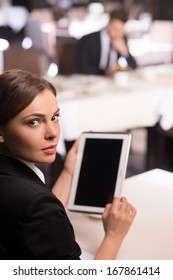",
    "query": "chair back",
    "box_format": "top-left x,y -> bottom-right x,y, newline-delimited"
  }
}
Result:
3,44 -> 42,75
